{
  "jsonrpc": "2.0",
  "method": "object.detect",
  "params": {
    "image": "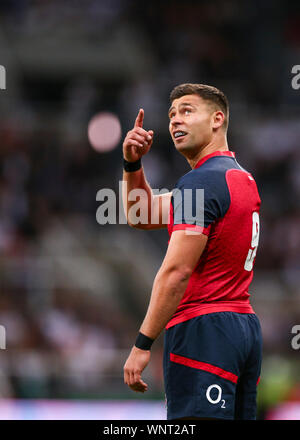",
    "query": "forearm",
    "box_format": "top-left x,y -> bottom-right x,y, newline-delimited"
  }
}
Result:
139,267 -> 191,340
122,167 -> 153,227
